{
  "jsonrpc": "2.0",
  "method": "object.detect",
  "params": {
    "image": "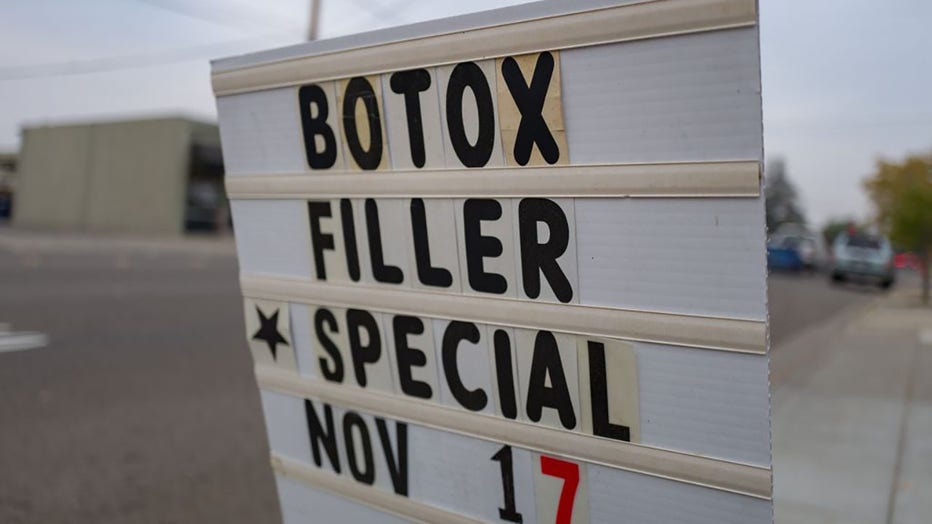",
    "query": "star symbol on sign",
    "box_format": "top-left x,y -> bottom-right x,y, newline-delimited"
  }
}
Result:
251,307 -> 288,360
